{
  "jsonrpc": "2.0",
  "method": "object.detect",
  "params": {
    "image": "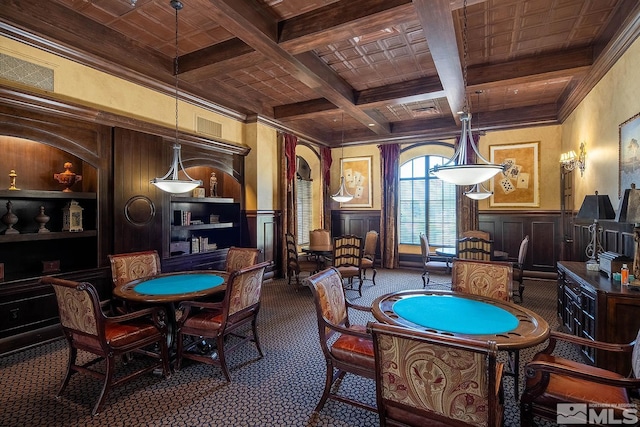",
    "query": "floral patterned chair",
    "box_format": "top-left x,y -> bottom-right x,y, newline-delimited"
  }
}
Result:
368,321 -> 504,427
452,258 -> 520,400
175,262 -> 269,382
108,250 -> 162,313
44,276 -> 170,416
224,246 -> 261,272
108,250 -> 161,288
307,267 -> 376,413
